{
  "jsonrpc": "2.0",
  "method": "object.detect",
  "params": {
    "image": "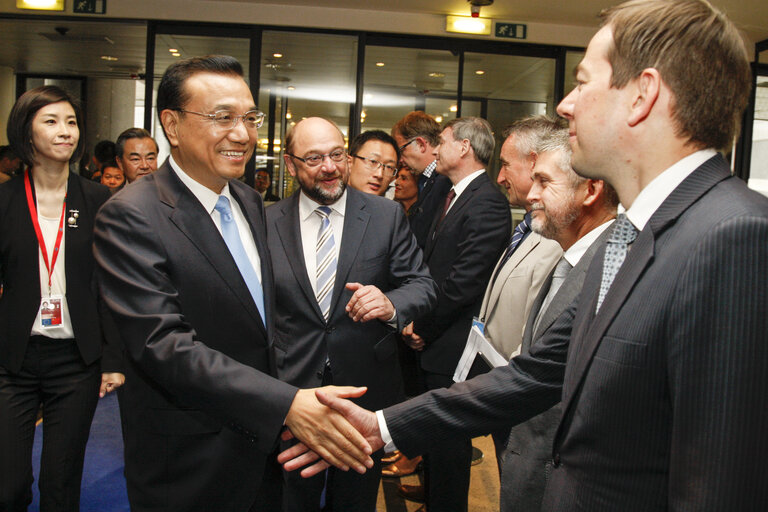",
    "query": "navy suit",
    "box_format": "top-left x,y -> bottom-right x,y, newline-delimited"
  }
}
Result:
94,161 -> 297,512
